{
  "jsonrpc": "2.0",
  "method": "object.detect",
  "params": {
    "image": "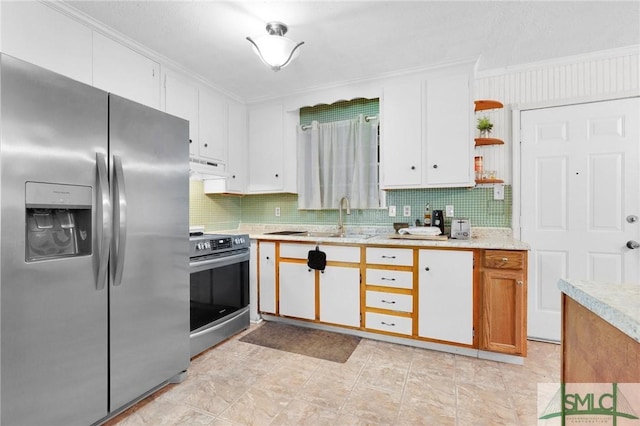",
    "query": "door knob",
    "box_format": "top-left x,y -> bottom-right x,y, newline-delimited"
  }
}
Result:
626,240 -> 640,249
